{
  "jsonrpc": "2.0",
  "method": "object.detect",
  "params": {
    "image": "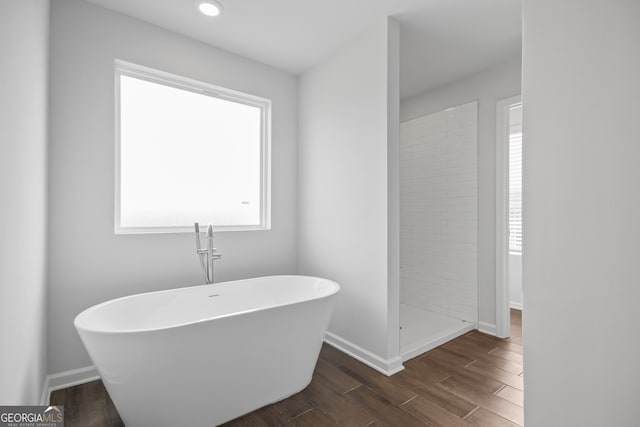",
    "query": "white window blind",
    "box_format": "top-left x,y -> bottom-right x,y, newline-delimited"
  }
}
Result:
508,104 -> 523,253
